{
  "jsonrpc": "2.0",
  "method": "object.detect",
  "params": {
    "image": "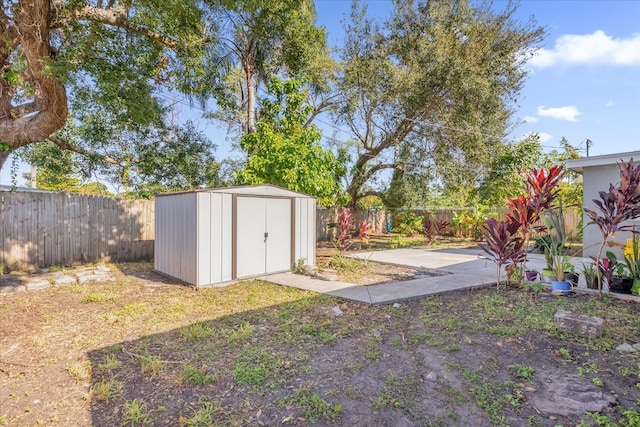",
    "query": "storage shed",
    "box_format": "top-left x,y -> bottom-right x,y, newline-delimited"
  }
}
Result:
154,185 -> 316,287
